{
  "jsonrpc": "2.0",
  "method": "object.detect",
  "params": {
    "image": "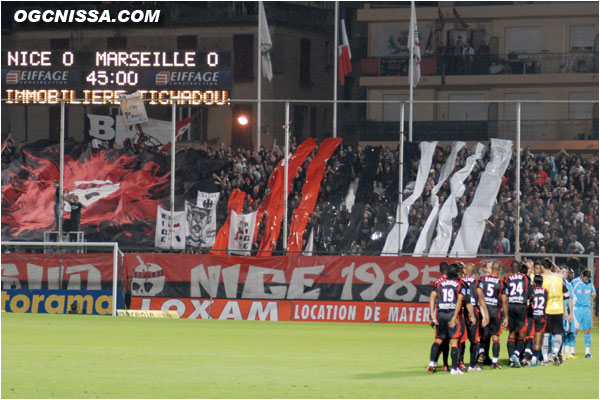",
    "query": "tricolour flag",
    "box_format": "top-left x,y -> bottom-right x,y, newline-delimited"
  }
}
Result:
228,210 -> 257,256
259,2 -> 273,82
338,19 -> 352,85
409,2 -> 421,88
